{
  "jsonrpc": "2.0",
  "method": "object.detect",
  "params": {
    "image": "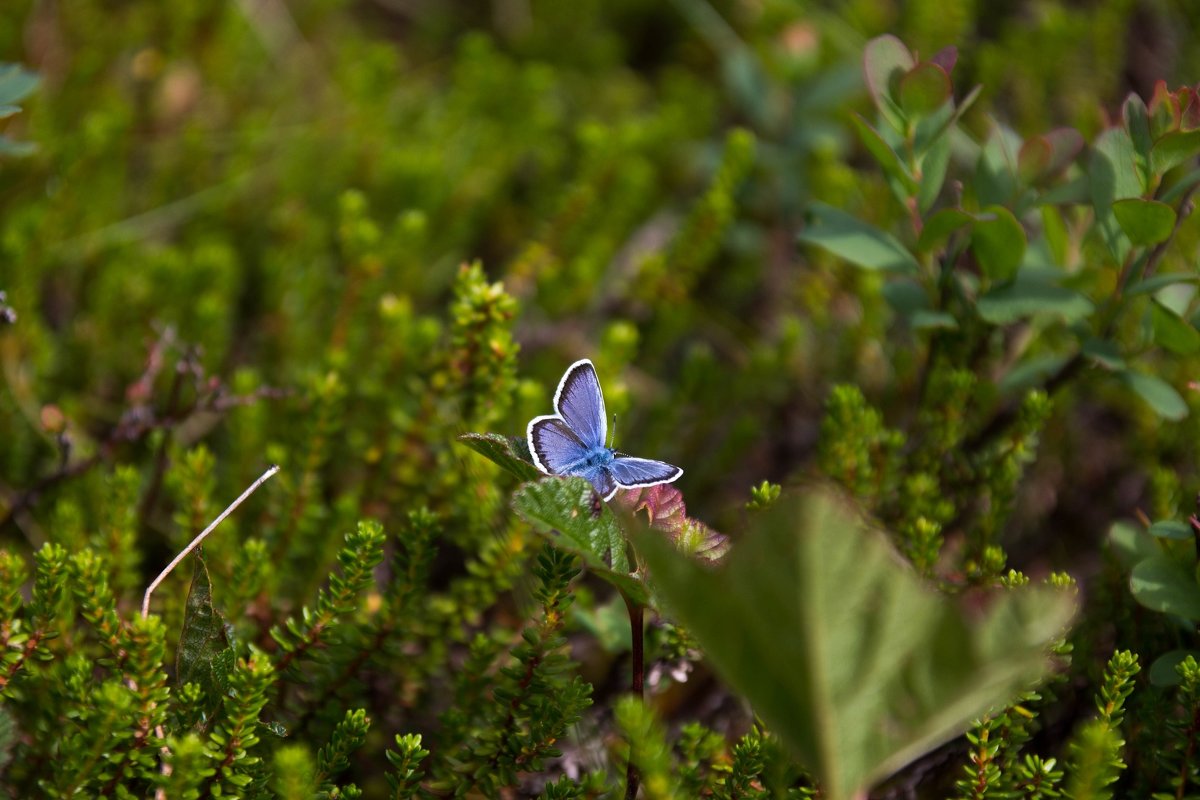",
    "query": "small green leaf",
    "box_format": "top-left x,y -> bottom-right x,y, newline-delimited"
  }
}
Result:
1112,198 -> 1177,246
910,310 -> 958,330
976,126 -> 1023,208
798,202 -> 919,273
1091,127 -> 1144,260
1081,338 -> 1125,370
916,208 -> 975,253
1125,272 -> 1200,297
634,488 -> 1075,800
999,355 -> 1069,395
1123,93 -> 1153,173
1130,555 -> 1200,620
977,280 -> 1093,325
458,432 -> 543,482
1148,650 -> 1199,686
862,35 -> 913,133
1108,520 -> 1159,567
513,477 -> 647,605
1119,370 -> 1188,420
917,133 -> 951,213
1152,130 -> 1200,176
898,62 -> 950,118
176,553 -> 234,716
850,114 -> 917,196
970,205 -> 1026,281
1148,520 -> 1191,541
1150,299 -> 1200,355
